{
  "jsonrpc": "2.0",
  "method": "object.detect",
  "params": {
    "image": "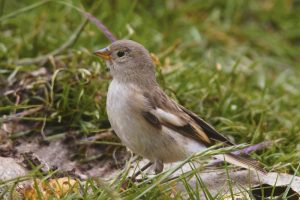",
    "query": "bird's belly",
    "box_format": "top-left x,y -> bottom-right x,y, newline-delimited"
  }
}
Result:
106,81 -> 206,162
